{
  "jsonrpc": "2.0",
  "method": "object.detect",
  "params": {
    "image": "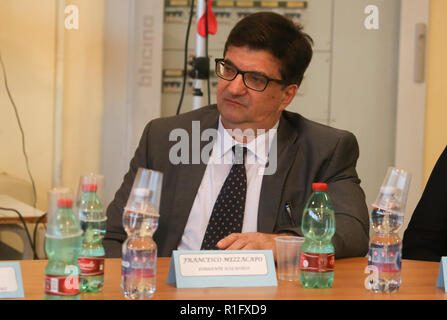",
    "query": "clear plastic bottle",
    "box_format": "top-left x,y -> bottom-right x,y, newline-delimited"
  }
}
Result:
44,198 -> 83,300
366,167 -> 411,293
120,169 -> 162,299
368,207 -> 403,293
121,209 -> 158,299
300,183 -> 336,288
77,183 -> 107,293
